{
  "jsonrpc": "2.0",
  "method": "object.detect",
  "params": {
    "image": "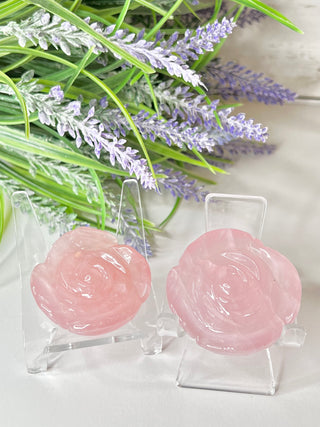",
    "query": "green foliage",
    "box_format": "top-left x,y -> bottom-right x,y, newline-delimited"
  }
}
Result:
0,0 -> 300,240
